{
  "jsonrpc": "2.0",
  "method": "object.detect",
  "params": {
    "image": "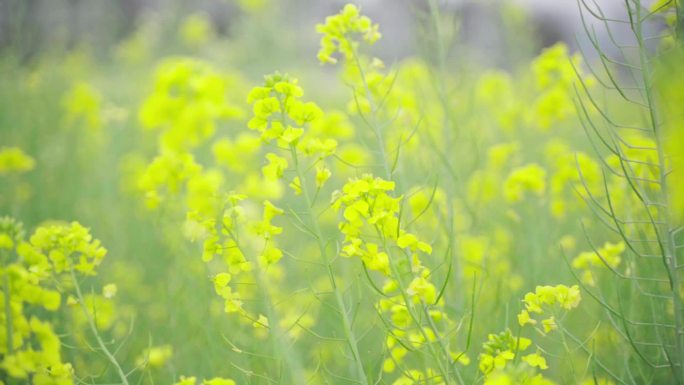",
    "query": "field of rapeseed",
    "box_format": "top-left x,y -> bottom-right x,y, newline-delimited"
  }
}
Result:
1,0 -> 684,384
